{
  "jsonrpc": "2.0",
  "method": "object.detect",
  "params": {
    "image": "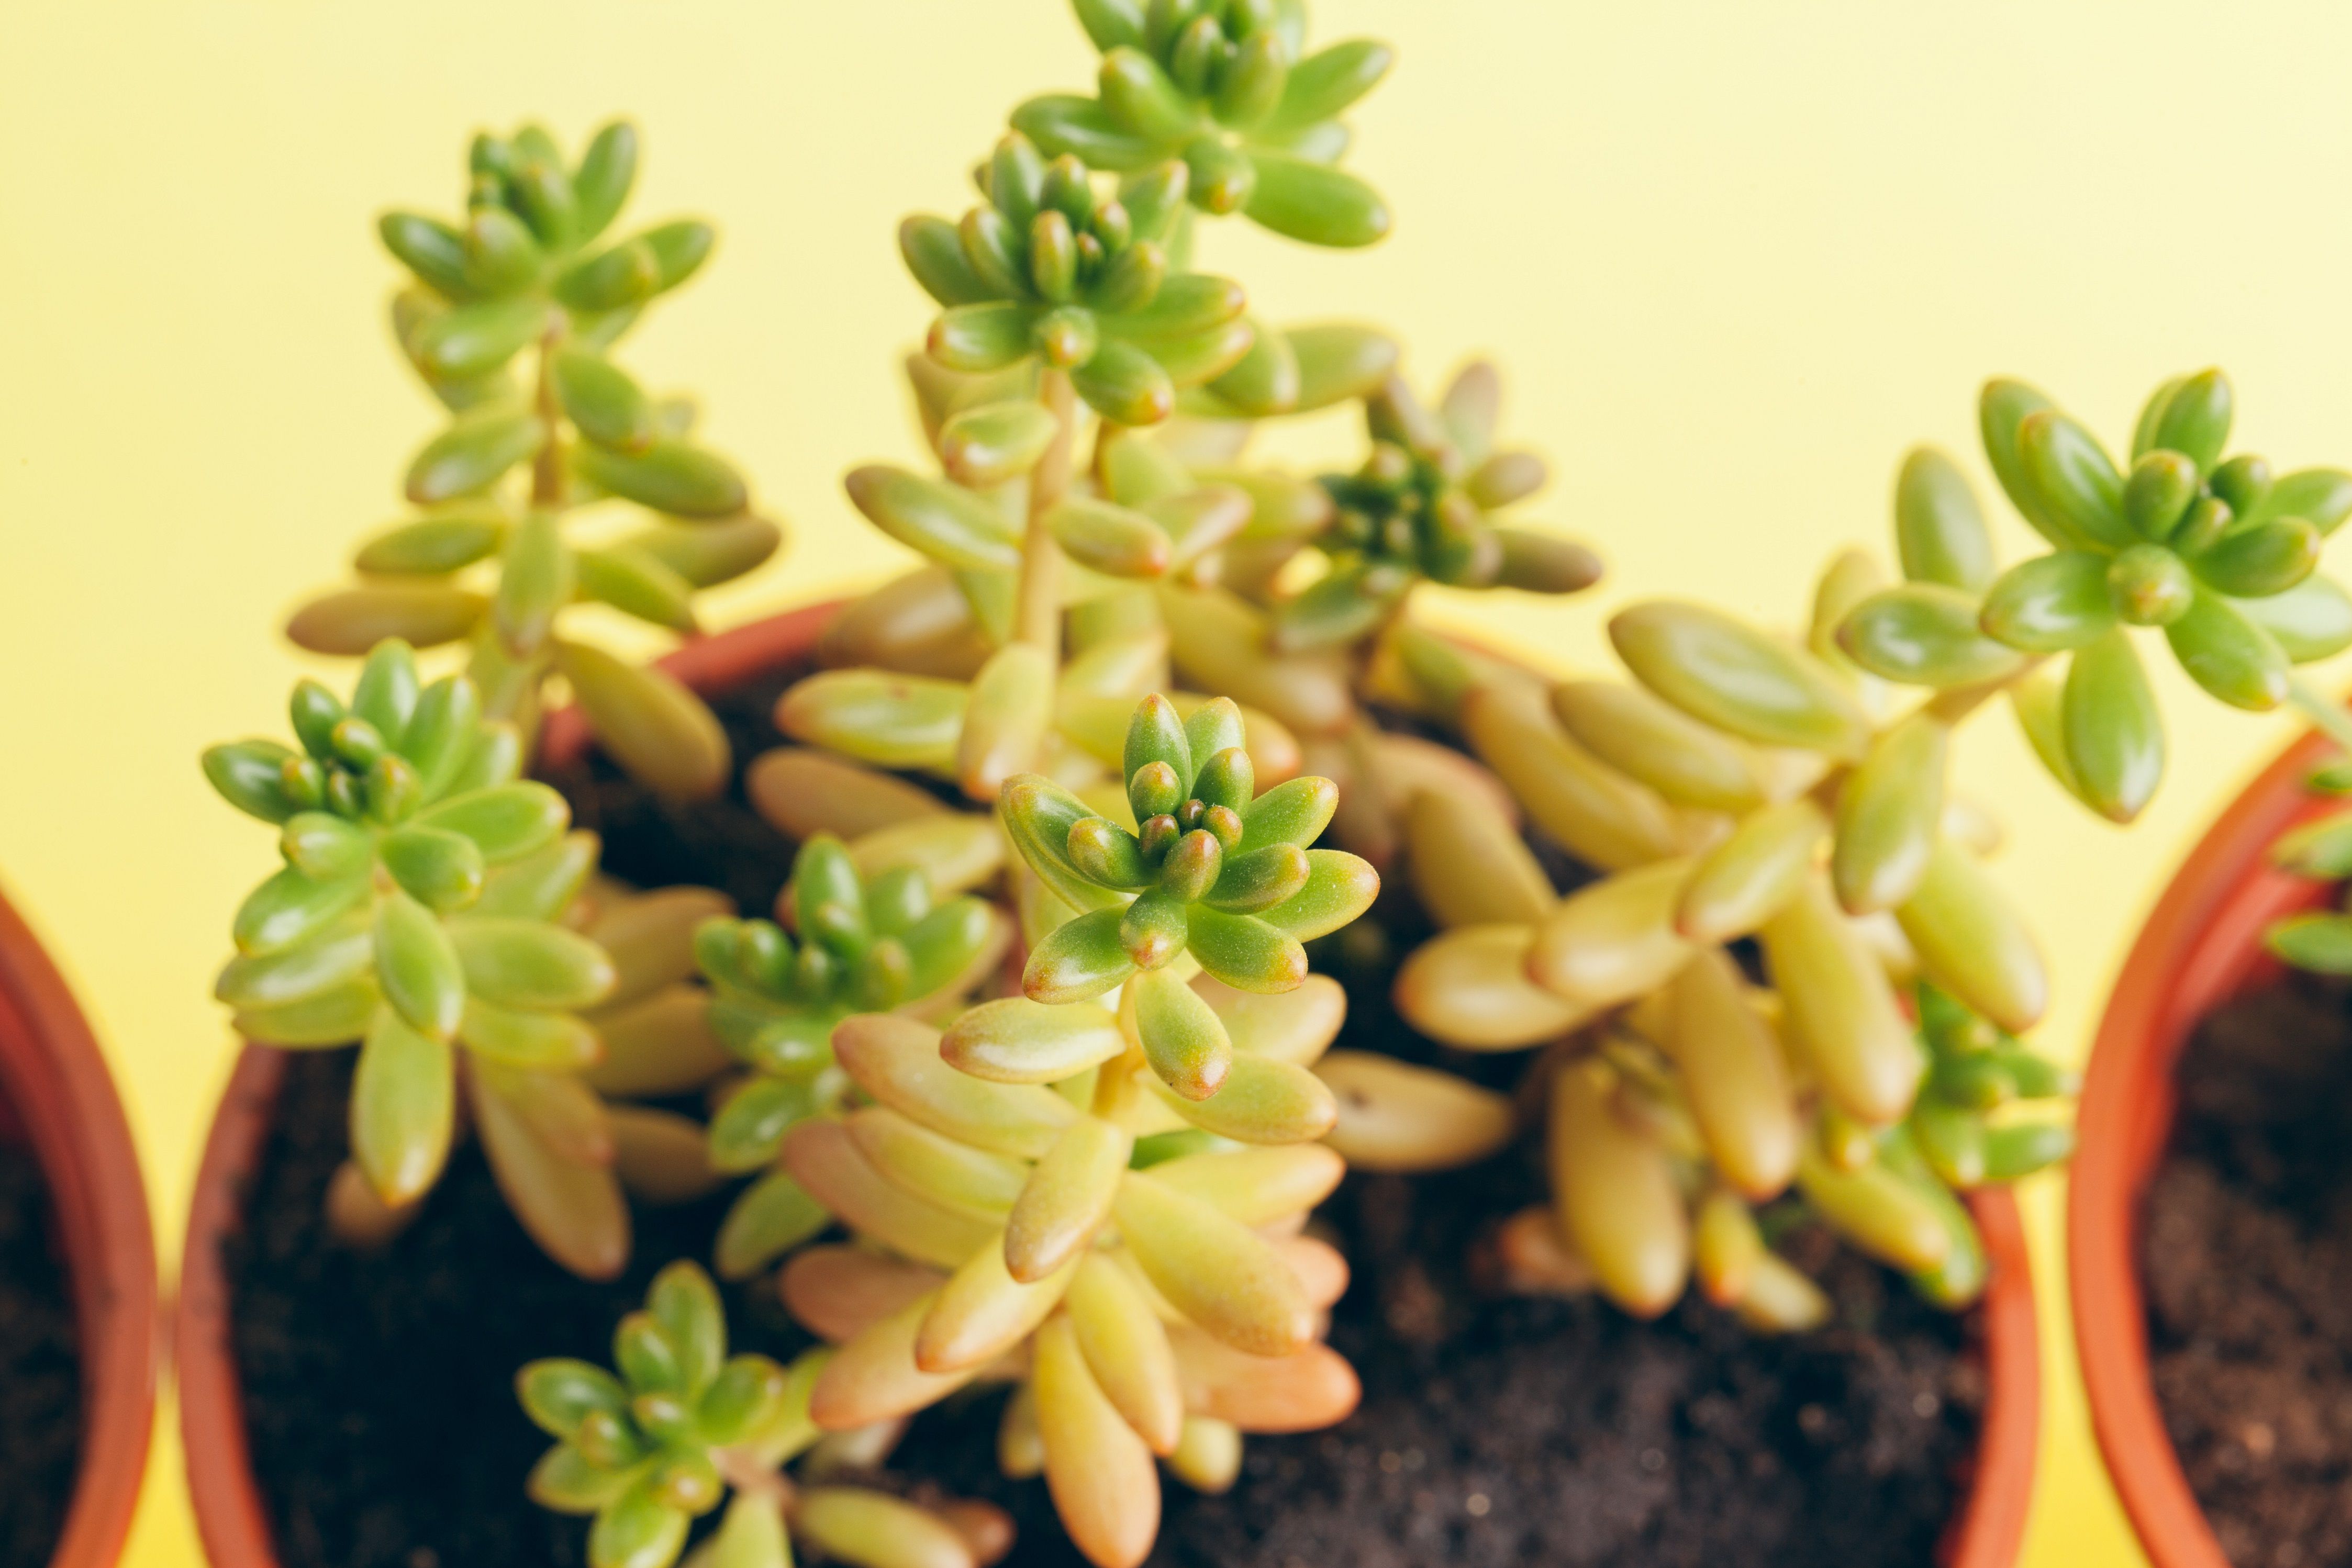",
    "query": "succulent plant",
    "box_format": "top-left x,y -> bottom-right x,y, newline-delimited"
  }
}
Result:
204,640 -> 631,1275
1265,363 -> 1602,653
986,693 -> 1376,1097
291,118 -> 779,801
520,1261 -> 1004,1568
903,134 -> 1255,427
1358,366 -> 2352,1326
1838,369 -> 2352,822
778,1002 -> 1356,1568
693,833 -> 1008,1279
723,688 -> 1375,1567
1358,487 -> 2066,1321
1013,0 -> 1395,247
266,10 -> 2352,1568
